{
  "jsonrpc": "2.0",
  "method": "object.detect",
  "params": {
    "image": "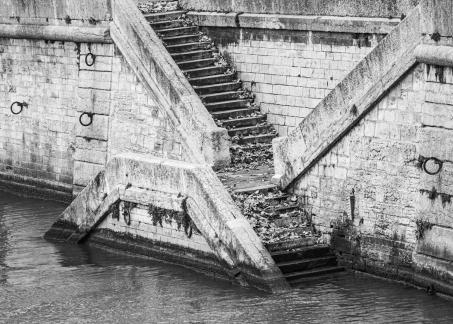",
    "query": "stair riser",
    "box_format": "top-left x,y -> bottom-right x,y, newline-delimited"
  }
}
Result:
168,43 -> 211,53
190,74 -> 236,86
272,247 -> 332,263
178,59 -> 215,69
207,100 -> 251,111
163,35 -> 200,45
202,92 -> 241,103
172,51 -> 213,62
195,83 -> 242,95
287,267 -> 344,282
228,126 -> 273,137
237,135 -> 276,145
151,20 -> 187,30
279,258 -> 337,274
158,27 -> 198,37
145,11 -> 186,23
221,116 -> 266,128
212,109 -> 259,120
184,66 -> 226,78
